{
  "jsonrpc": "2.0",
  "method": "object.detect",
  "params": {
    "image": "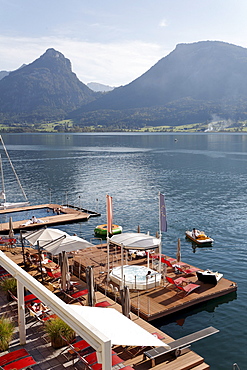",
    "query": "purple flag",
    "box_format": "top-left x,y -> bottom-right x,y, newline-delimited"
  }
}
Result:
159,193 -> 167,232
